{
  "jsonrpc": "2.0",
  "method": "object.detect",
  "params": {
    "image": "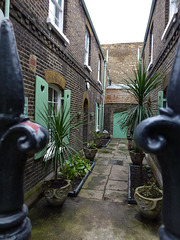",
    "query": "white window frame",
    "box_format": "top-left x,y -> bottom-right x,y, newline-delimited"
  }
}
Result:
46,0 -> 69,45
84,29 -> 92,72
97,55 -> 102,85
161,0 -> 178,41
147,33 -> 153,71
44,84 -> 63,161
96,103 -> 100,132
